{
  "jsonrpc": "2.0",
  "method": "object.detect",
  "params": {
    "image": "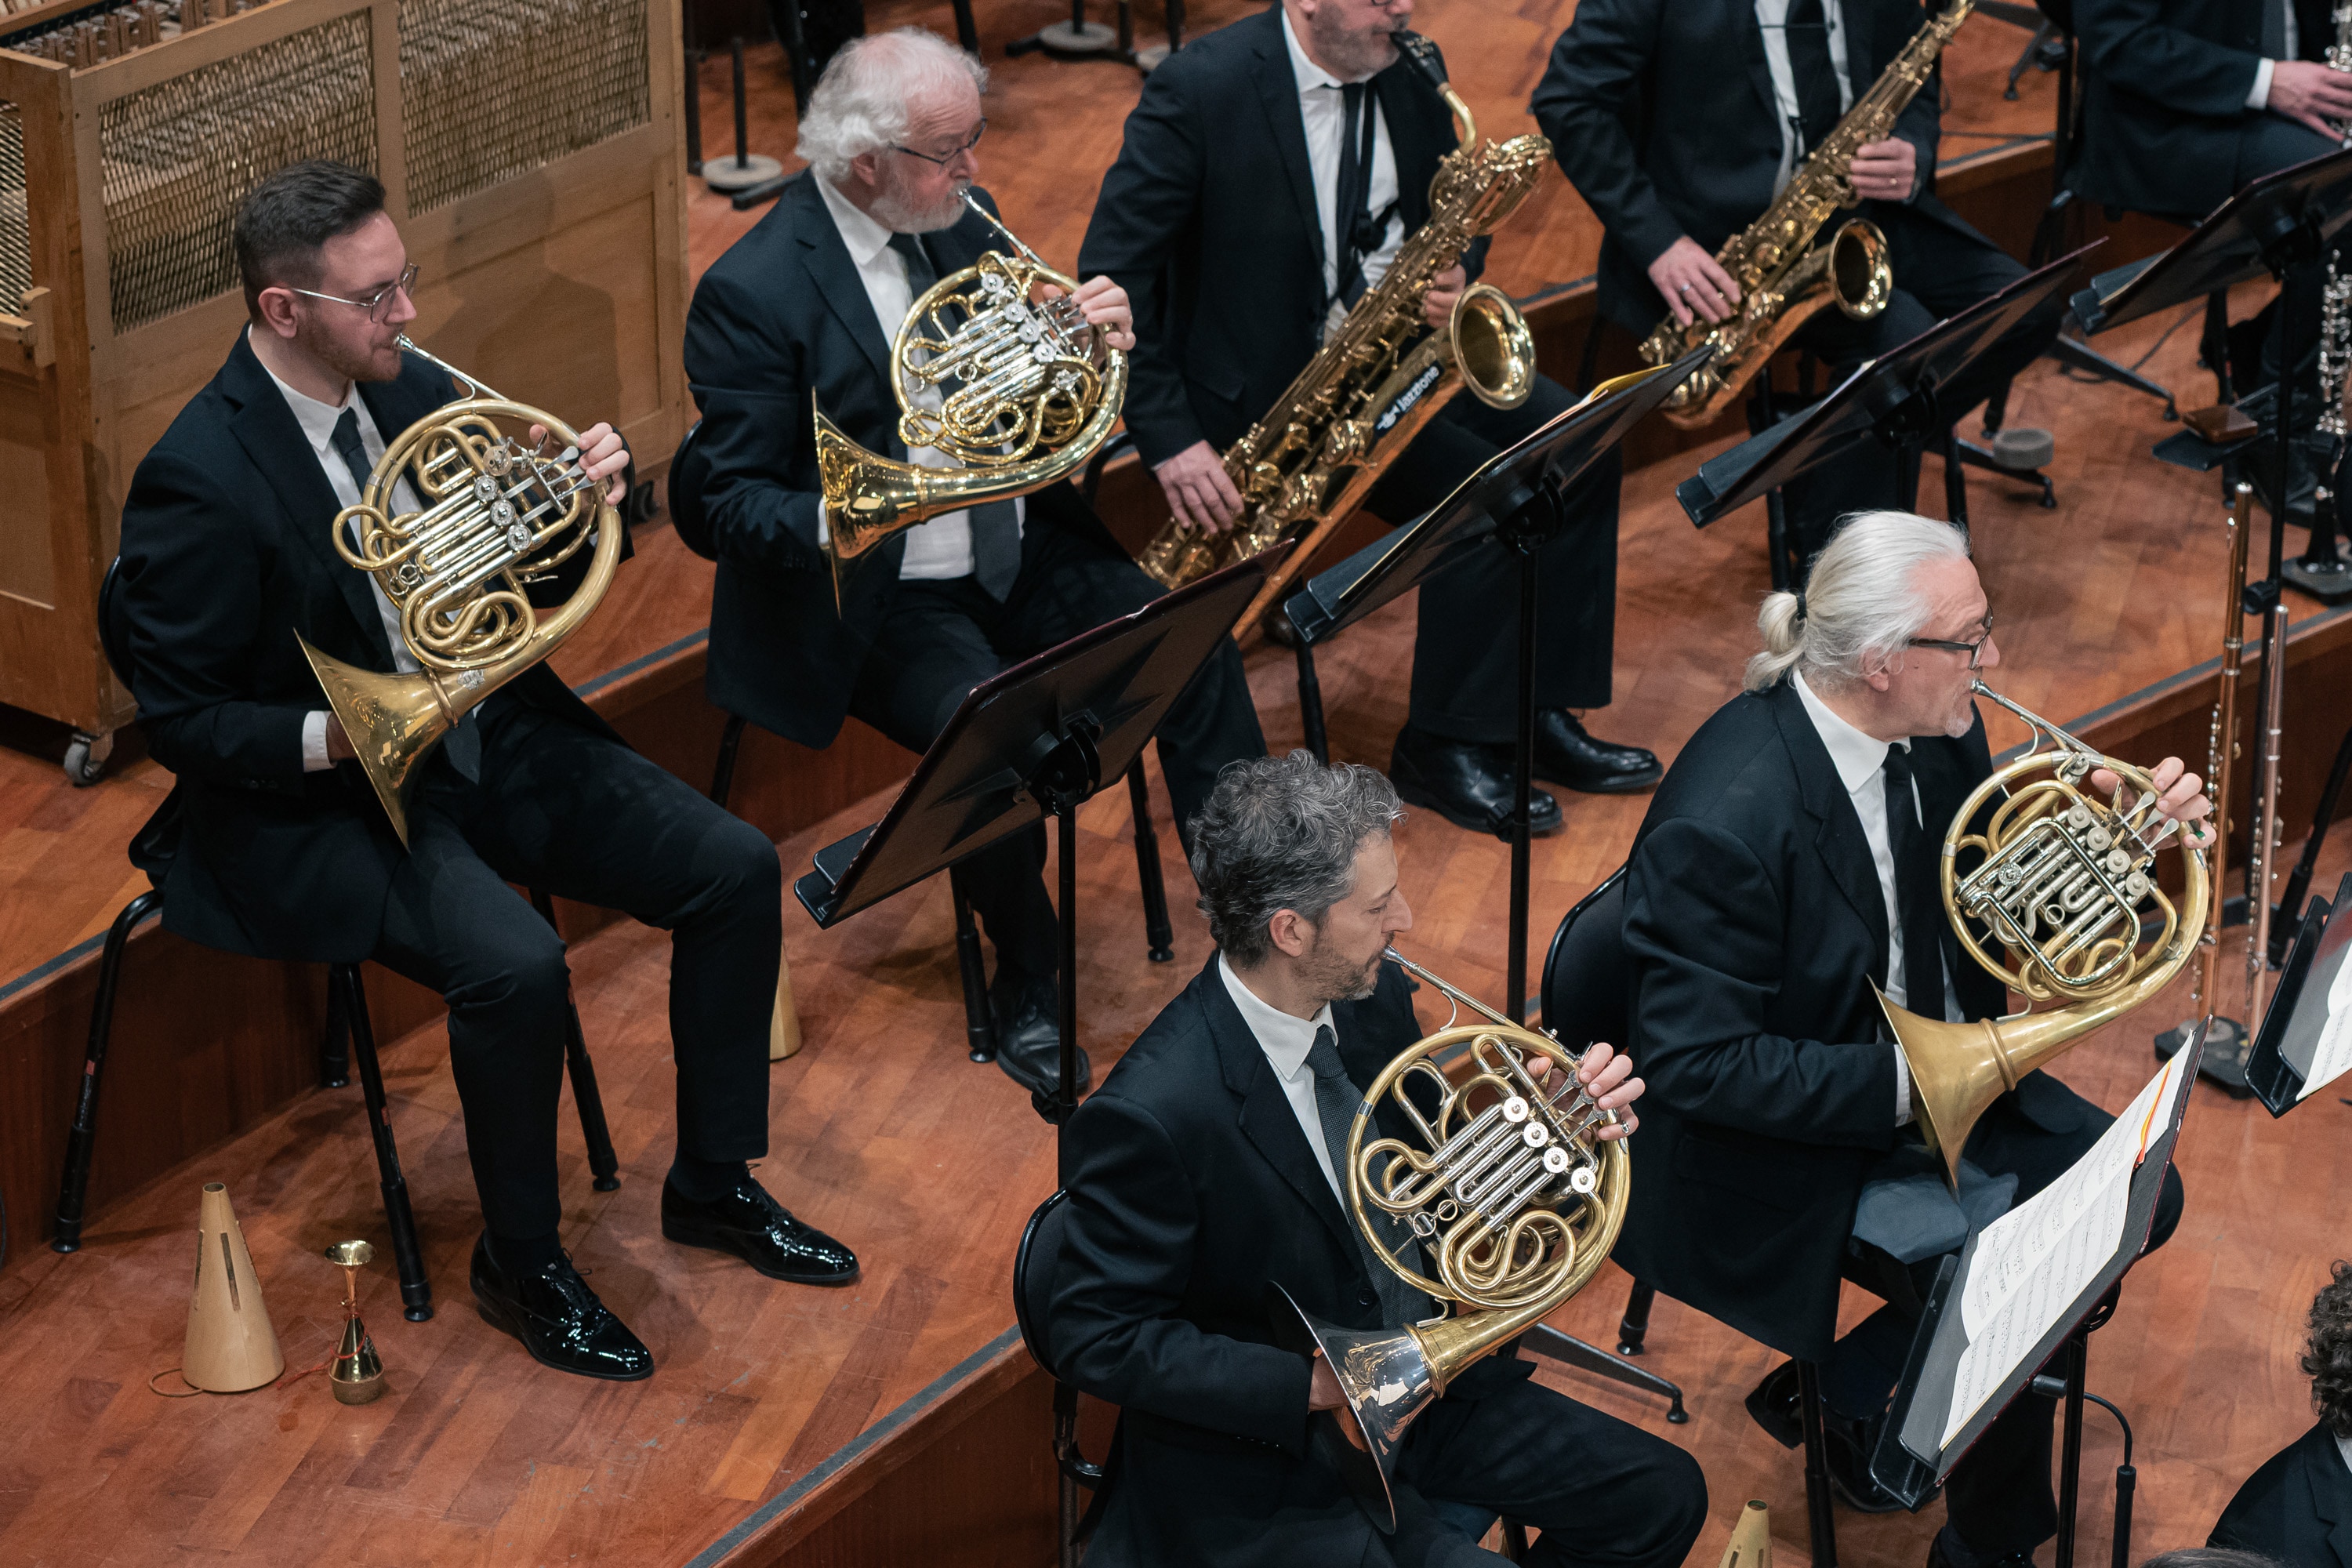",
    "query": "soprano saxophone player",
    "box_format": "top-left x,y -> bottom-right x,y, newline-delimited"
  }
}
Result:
1079,0 -> 1664,841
